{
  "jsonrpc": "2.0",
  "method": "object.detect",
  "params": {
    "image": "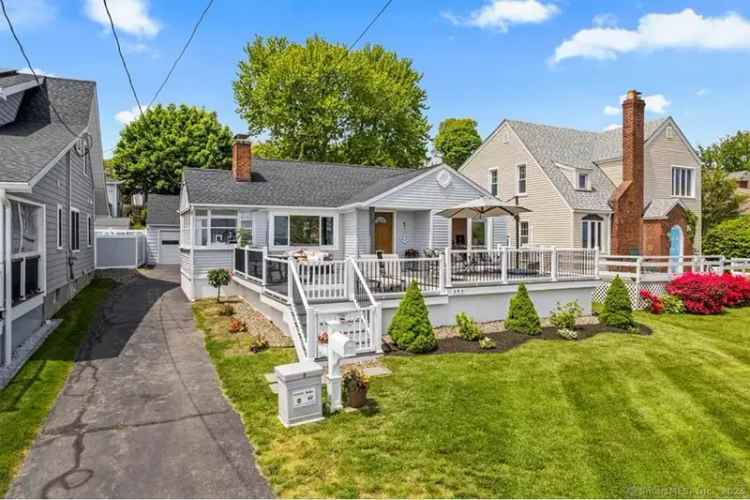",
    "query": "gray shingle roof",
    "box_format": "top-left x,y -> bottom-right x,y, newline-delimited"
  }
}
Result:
146,194 -> 180,225
183,160 -> 433,208
643,198 -> 686,219
0,71 -> 38,90
0,74 -> 95,182
508,118 -> 667,211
